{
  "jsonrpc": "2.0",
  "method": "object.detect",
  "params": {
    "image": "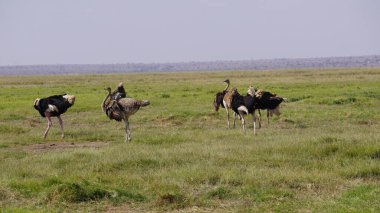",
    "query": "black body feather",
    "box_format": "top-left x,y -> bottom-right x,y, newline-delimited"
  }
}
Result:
110,84 -> 127,101
213,91 -> 227,111
34,95 -> 74,117
256,97 -> 284,110
231,91 -> 256,114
